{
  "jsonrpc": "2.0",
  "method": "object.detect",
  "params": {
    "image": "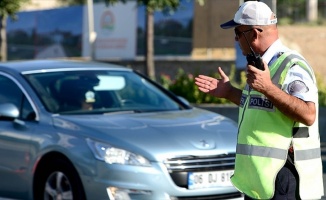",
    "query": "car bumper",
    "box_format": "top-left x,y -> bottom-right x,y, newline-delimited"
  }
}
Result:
80,161 -> 243,200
